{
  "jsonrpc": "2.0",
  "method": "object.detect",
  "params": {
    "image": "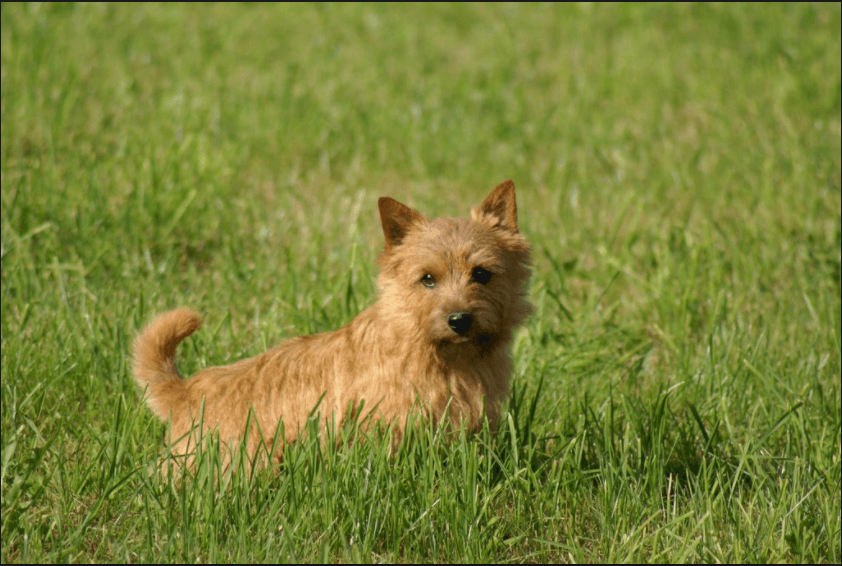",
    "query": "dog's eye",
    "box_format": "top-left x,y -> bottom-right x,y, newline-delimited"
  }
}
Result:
421,274 -> 436,288
472,267 -> 492,285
